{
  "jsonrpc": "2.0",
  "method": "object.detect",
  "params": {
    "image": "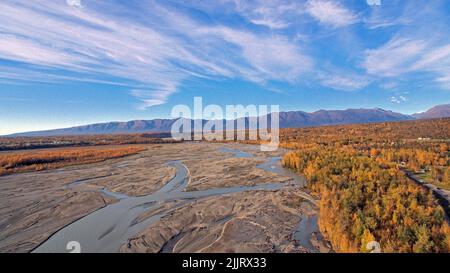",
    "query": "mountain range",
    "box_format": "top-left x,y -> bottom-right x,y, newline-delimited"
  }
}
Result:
7,104 -> 450,137
412,104 -> 450,119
